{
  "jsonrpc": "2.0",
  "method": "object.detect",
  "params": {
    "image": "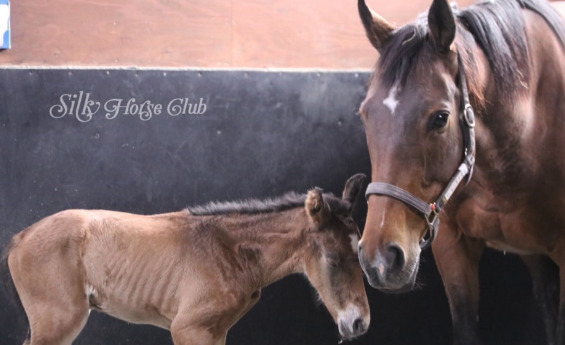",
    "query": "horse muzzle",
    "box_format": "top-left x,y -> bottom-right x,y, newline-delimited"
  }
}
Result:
358,241 -> 418,292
